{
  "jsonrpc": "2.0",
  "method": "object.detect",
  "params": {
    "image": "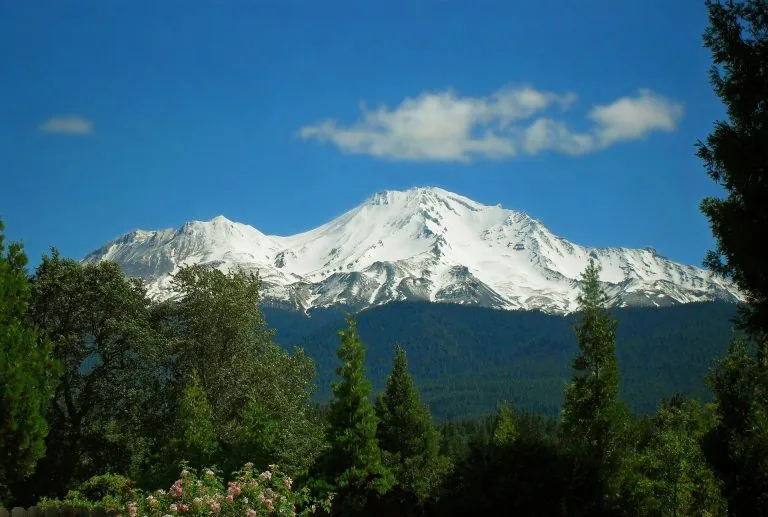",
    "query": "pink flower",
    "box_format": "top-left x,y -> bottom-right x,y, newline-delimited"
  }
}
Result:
265,499 -> 274,511
283,476 -> 293,489
210,502 -> 221,514
226,494 -> 234,504
127,503 -> 138,517
178,503 -> 189,512
246,509 -> 257,517
227,481 -> 242,496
